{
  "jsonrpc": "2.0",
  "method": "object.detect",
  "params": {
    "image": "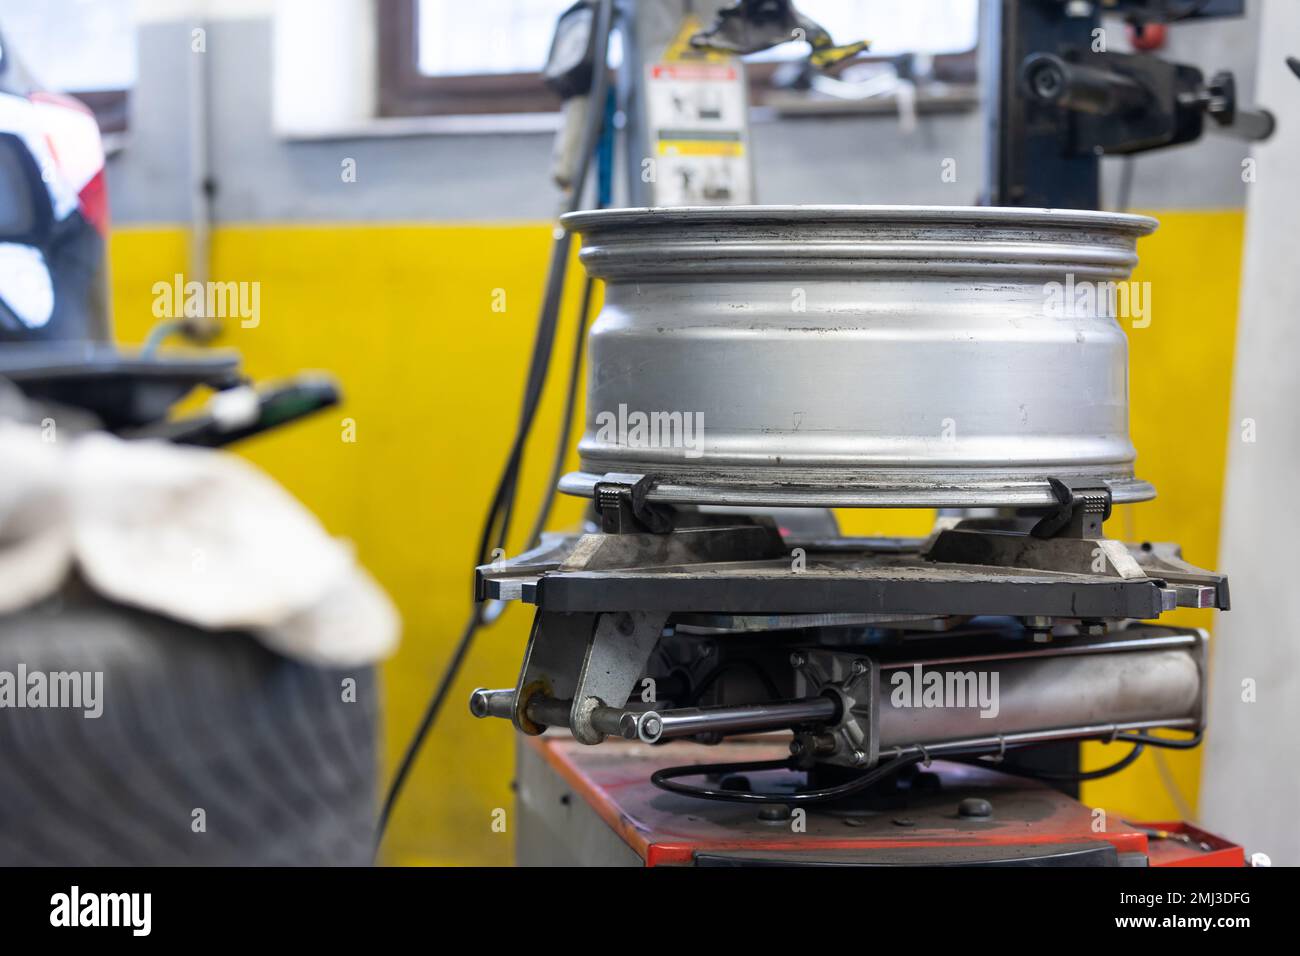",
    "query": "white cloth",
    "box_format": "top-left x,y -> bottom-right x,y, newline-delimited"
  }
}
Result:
0,421 -> 399,667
